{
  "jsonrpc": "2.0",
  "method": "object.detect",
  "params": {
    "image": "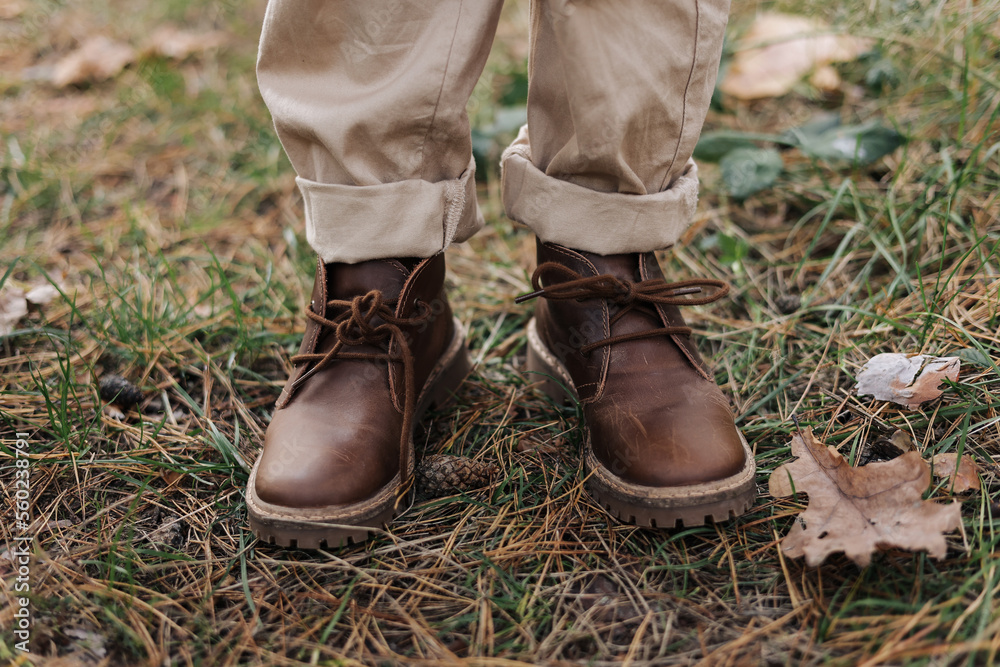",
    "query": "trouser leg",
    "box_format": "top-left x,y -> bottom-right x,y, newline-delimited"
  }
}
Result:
501,0 -> 731,254
257,0 -> 504,263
